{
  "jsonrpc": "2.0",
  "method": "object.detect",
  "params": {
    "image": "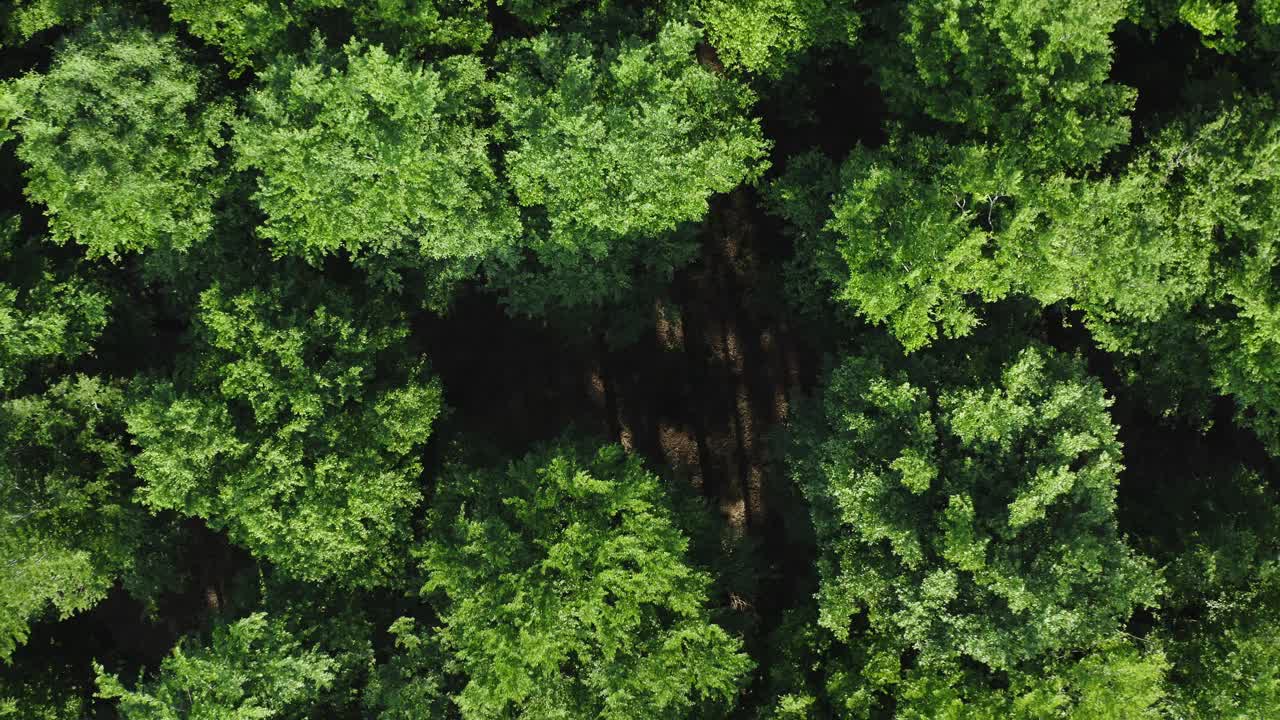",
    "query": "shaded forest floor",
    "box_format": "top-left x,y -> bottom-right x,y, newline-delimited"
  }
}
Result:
427,188 -> 816,531
420,186 -> 824,696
